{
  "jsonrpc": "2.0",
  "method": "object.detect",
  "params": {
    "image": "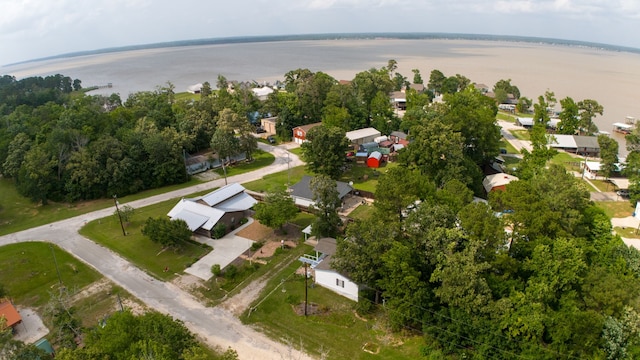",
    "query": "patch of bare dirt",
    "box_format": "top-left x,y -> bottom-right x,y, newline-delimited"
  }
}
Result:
70,278 -> 112,303
293,302 -> 327,316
